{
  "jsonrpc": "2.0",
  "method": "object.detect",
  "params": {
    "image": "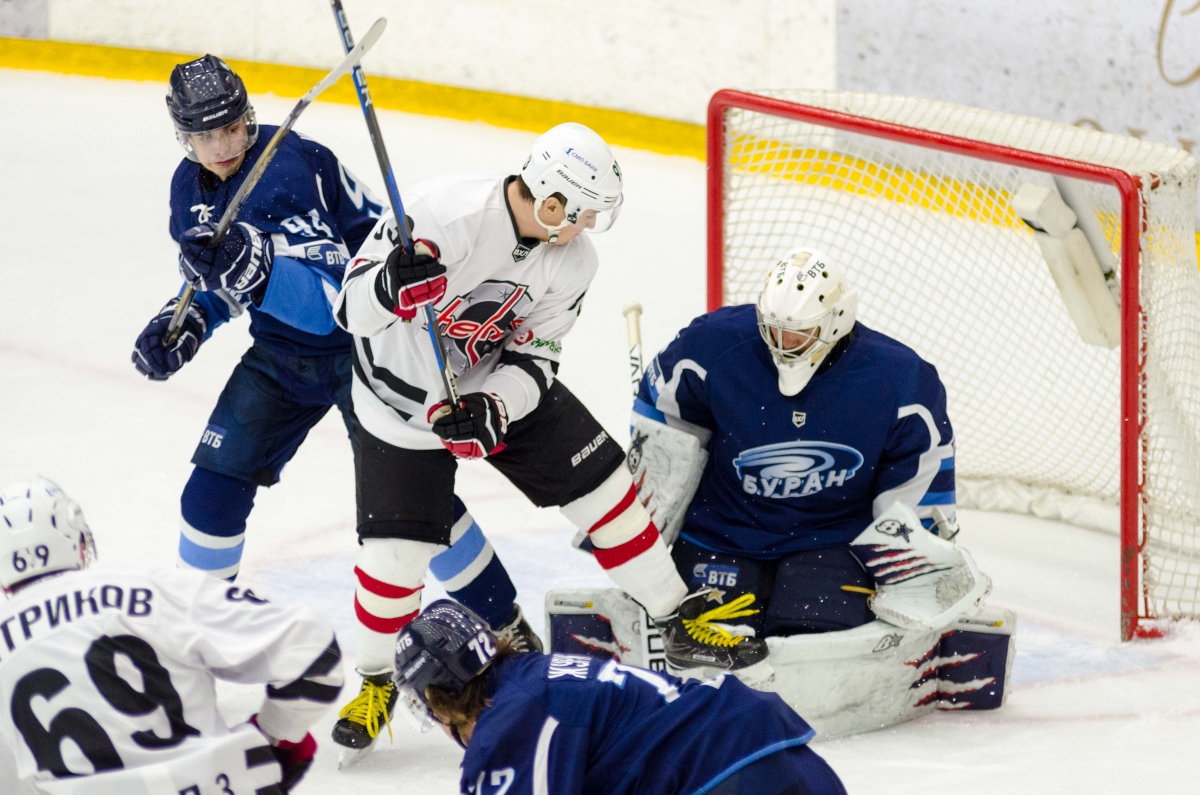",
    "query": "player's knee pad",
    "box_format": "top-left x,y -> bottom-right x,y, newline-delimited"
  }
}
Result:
178,467 -> 257,580
354,538 -> 439,674
561,467 -> 686,617
428,497 -> 516,629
